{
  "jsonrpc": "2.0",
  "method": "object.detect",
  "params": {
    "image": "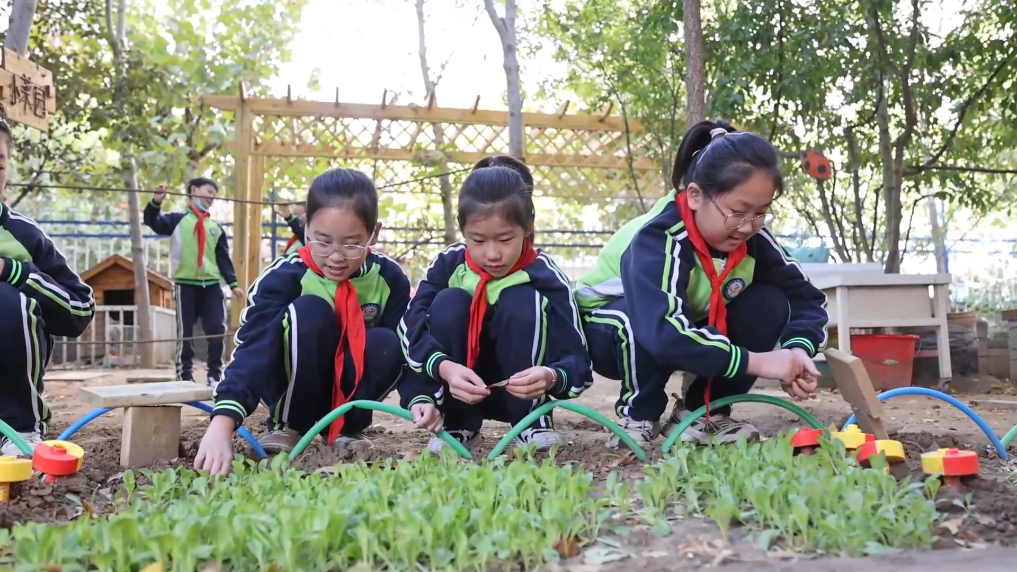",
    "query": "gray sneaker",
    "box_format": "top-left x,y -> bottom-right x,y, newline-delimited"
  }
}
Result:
258,428 -> 302,454
606,417 -> 660,450
428,429 -> 481,454
0,431 -> 43,457
516,428 -> 564,452
333,433 -> 374,452
674,408 -> 760,445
